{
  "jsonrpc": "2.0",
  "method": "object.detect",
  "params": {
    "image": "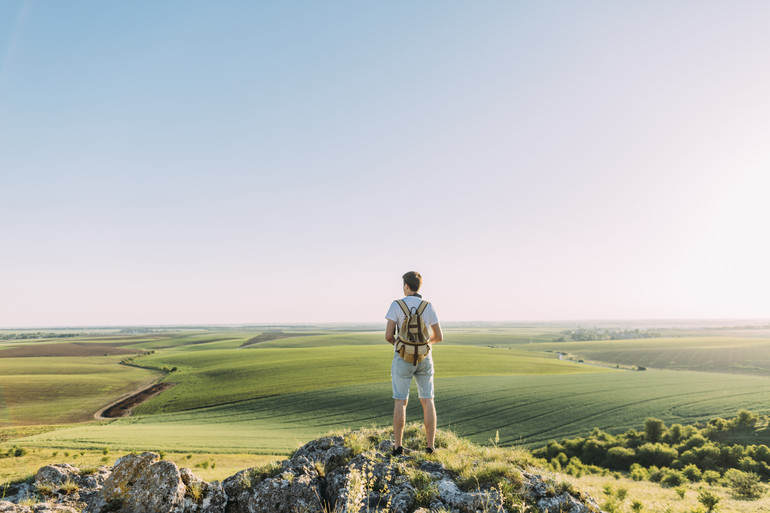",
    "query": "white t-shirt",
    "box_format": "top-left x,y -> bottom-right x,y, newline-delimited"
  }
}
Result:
385,296 -> 440,329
